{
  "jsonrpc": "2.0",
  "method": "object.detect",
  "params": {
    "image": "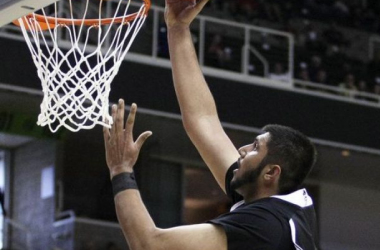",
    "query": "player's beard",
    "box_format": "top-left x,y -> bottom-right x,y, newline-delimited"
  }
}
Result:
230,158 -> 267,192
